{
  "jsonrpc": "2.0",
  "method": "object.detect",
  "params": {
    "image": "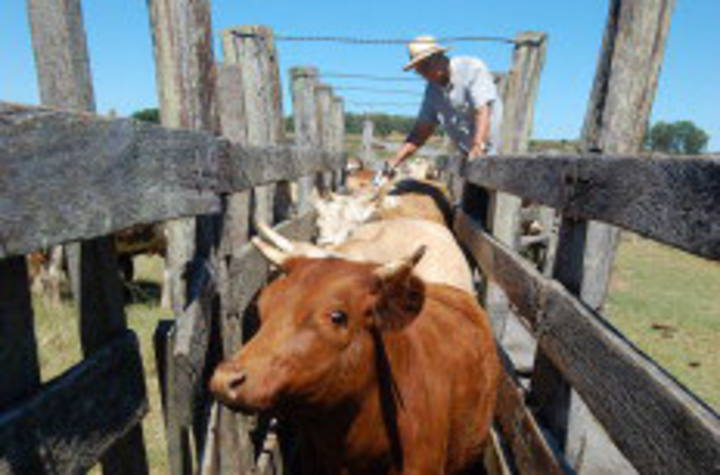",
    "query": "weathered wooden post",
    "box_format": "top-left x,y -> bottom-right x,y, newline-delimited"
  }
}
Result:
331,95 -> 346,188
222,25 -> 286,225
315,83 -> 335,191
148,1 -> 217,473
209,48 -> 258,475
530,1 -> 676,472
361,117 -> 376,164
26,0 -> 149,473
290,66 -> 321,213
484,31 -> 547,343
